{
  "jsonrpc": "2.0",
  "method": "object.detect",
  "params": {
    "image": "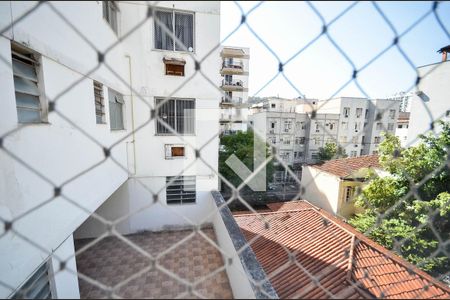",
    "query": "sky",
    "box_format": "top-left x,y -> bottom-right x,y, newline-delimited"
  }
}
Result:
220,1 -> 450,100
